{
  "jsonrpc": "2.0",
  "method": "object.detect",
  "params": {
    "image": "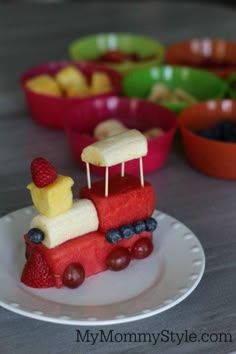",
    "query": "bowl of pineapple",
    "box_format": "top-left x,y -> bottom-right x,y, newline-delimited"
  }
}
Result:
21,61 -> 122,129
